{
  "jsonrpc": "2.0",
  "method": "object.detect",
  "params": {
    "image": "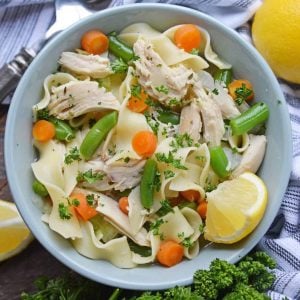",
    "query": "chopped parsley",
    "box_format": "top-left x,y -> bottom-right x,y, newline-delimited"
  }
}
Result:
111,57 -> 128,73
190,48 -> 199,55
64,147 -> 81,165
178,232 -> 194,248
71,198 -> 80,207
144,112 -> 160,135
170,133 -> 195,149
150,219 -> 165,240
131,84 -> 142,98
86,194 -> 97,207
212,88 -> 219,95
76,169 -> 104,184
58,202 -> 72,220
156,200 -> 174,217
36,108 -> 50,120
199,223 -> 205,234
205,183 -> 217,192
124,157 -> 130,163
164,170 -> 175,179
195,155 -> 206,163
154,170 -> 162,192
234,83 -> 253,105
155,152 -> 187,170
155,85 -> 169,94
168,98 -> 181,107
